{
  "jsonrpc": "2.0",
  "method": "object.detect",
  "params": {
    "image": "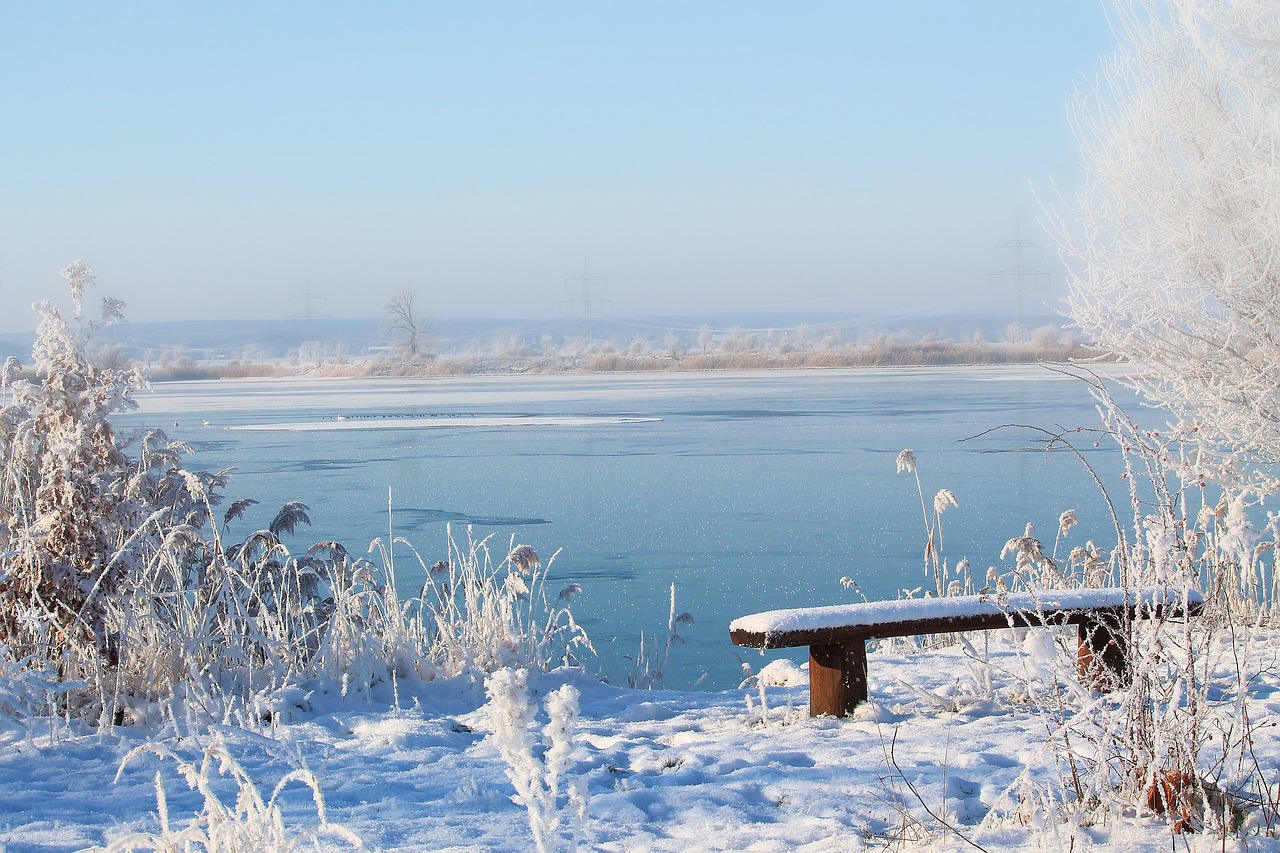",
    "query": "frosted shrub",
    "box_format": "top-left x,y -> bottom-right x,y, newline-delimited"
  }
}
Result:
0,263 -> 591,727
889,386 -> 1280,838
0,262 -> 150,669
375,527 -> 594,681
980,376 -> 1280,839
102,519 -> 591,724
1040,0 -> 1280,827
129,533 -> 428,720
0,263 -> 372,718
485,668 -> 587,853
99,737 -> 365,851
0,644 -> 71,721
